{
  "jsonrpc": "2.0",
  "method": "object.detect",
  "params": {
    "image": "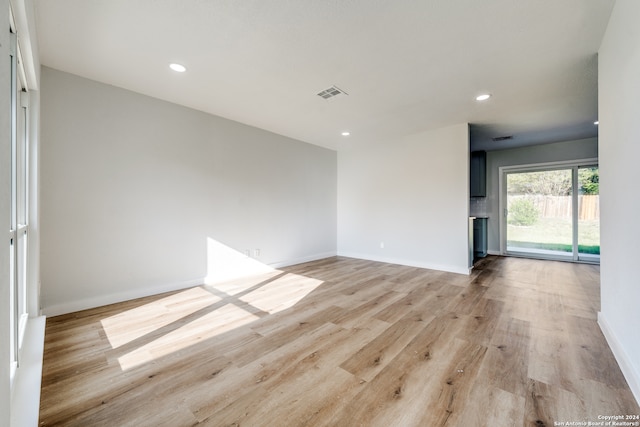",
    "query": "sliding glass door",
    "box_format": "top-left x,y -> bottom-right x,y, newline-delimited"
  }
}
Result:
577,166 -> 600,261
502,162 -> 599,263
9,25 -> 31,377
